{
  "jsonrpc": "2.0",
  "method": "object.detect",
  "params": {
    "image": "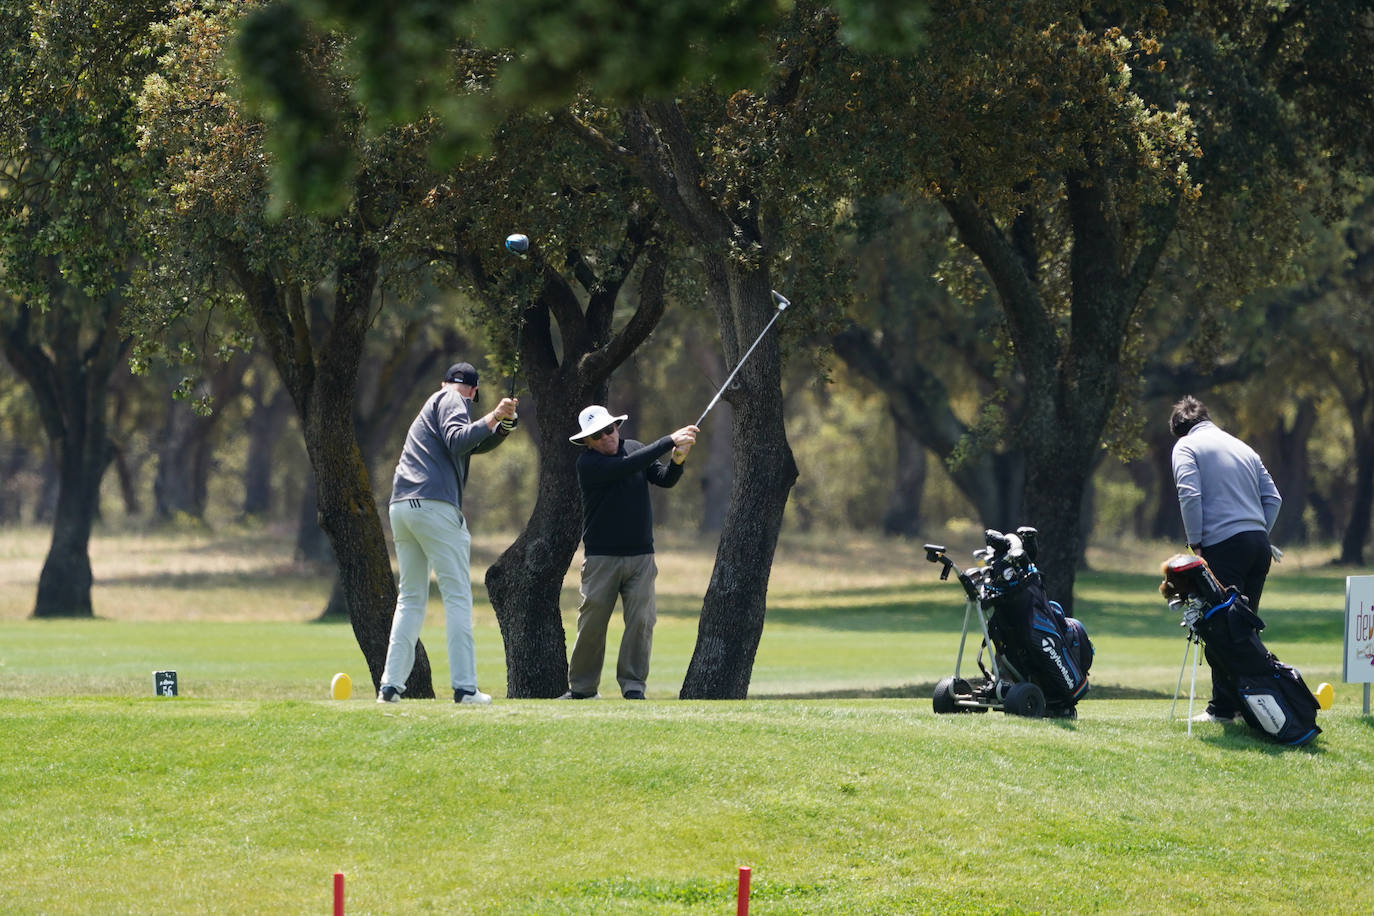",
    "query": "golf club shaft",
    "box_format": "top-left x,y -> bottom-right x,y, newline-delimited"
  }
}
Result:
695,293 -> 789,427
1187,635 -> 1200,736
1170,635 -> 1191,720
